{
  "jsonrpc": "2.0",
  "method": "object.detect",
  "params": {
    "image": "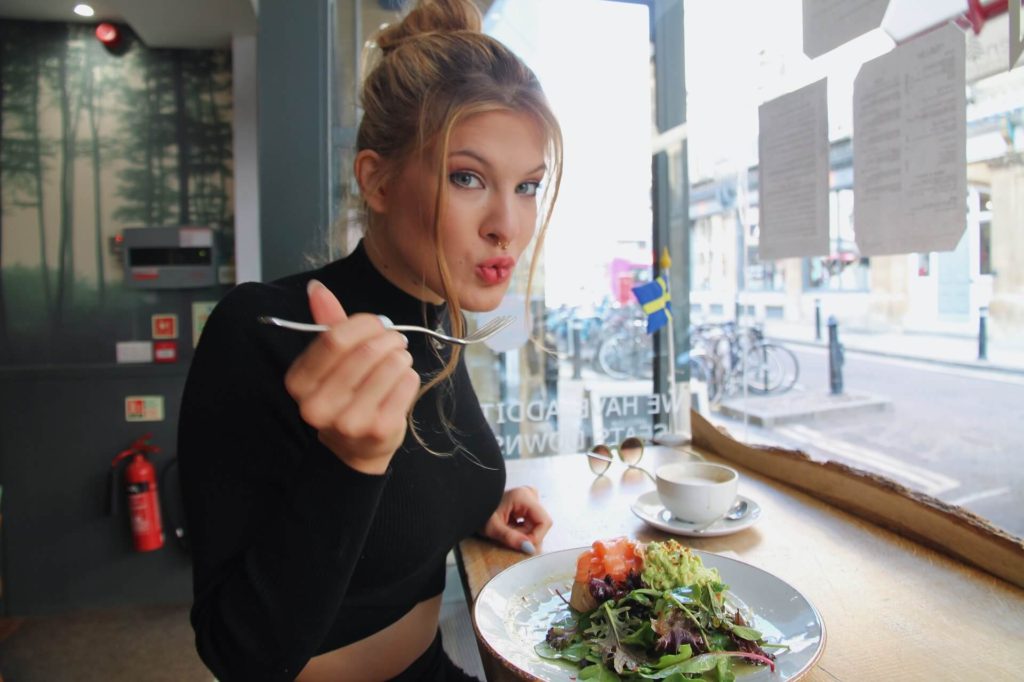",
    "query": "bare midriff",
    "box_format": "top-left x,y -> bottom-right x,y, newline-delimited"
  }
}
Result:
294,595 -> 442,682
